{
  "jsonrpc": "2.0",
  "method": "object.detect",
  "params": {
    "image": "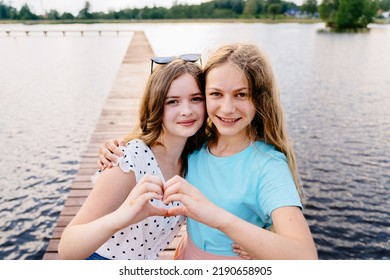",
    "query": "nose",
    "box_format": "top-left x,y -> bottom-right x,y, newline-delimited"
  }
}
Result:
180,101 -> 193,116
220,96 -> 236,114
